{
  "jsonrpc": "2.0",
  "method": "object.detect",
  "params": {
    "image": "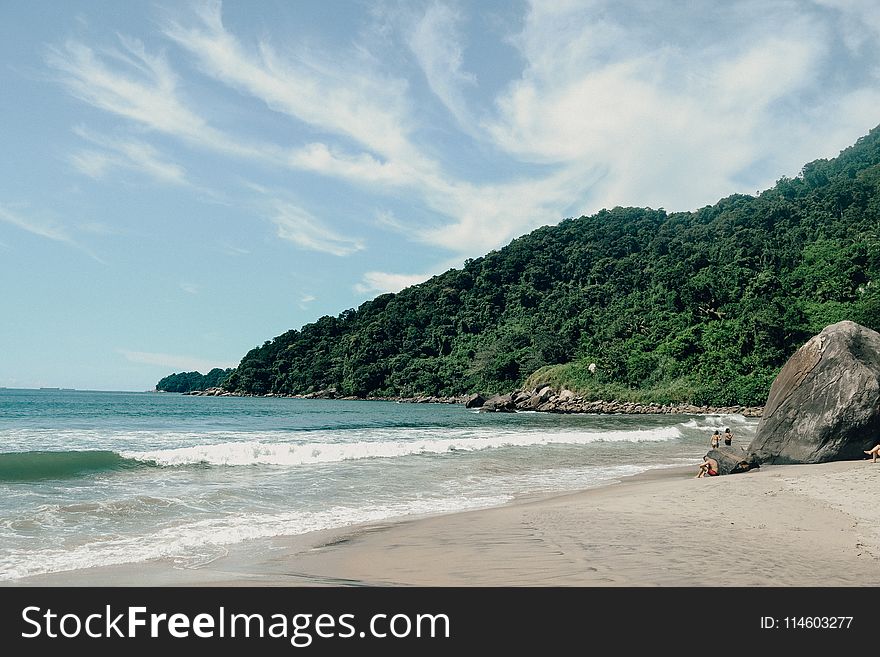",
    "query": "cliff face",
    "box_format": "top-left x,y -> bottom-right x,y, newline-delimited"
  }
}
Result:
748,321 -> 880,464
